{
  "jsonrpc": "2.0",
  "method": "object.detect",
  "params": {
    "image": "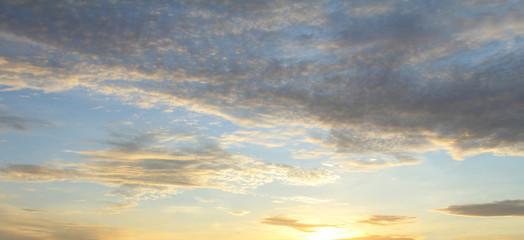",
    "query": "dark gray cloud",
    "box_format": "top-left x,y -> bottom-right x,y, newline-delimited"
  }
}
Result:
260,215 -> 339,232
1,0 -> 523,164
436,199 -> 524,217
356,215 -> 416,226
